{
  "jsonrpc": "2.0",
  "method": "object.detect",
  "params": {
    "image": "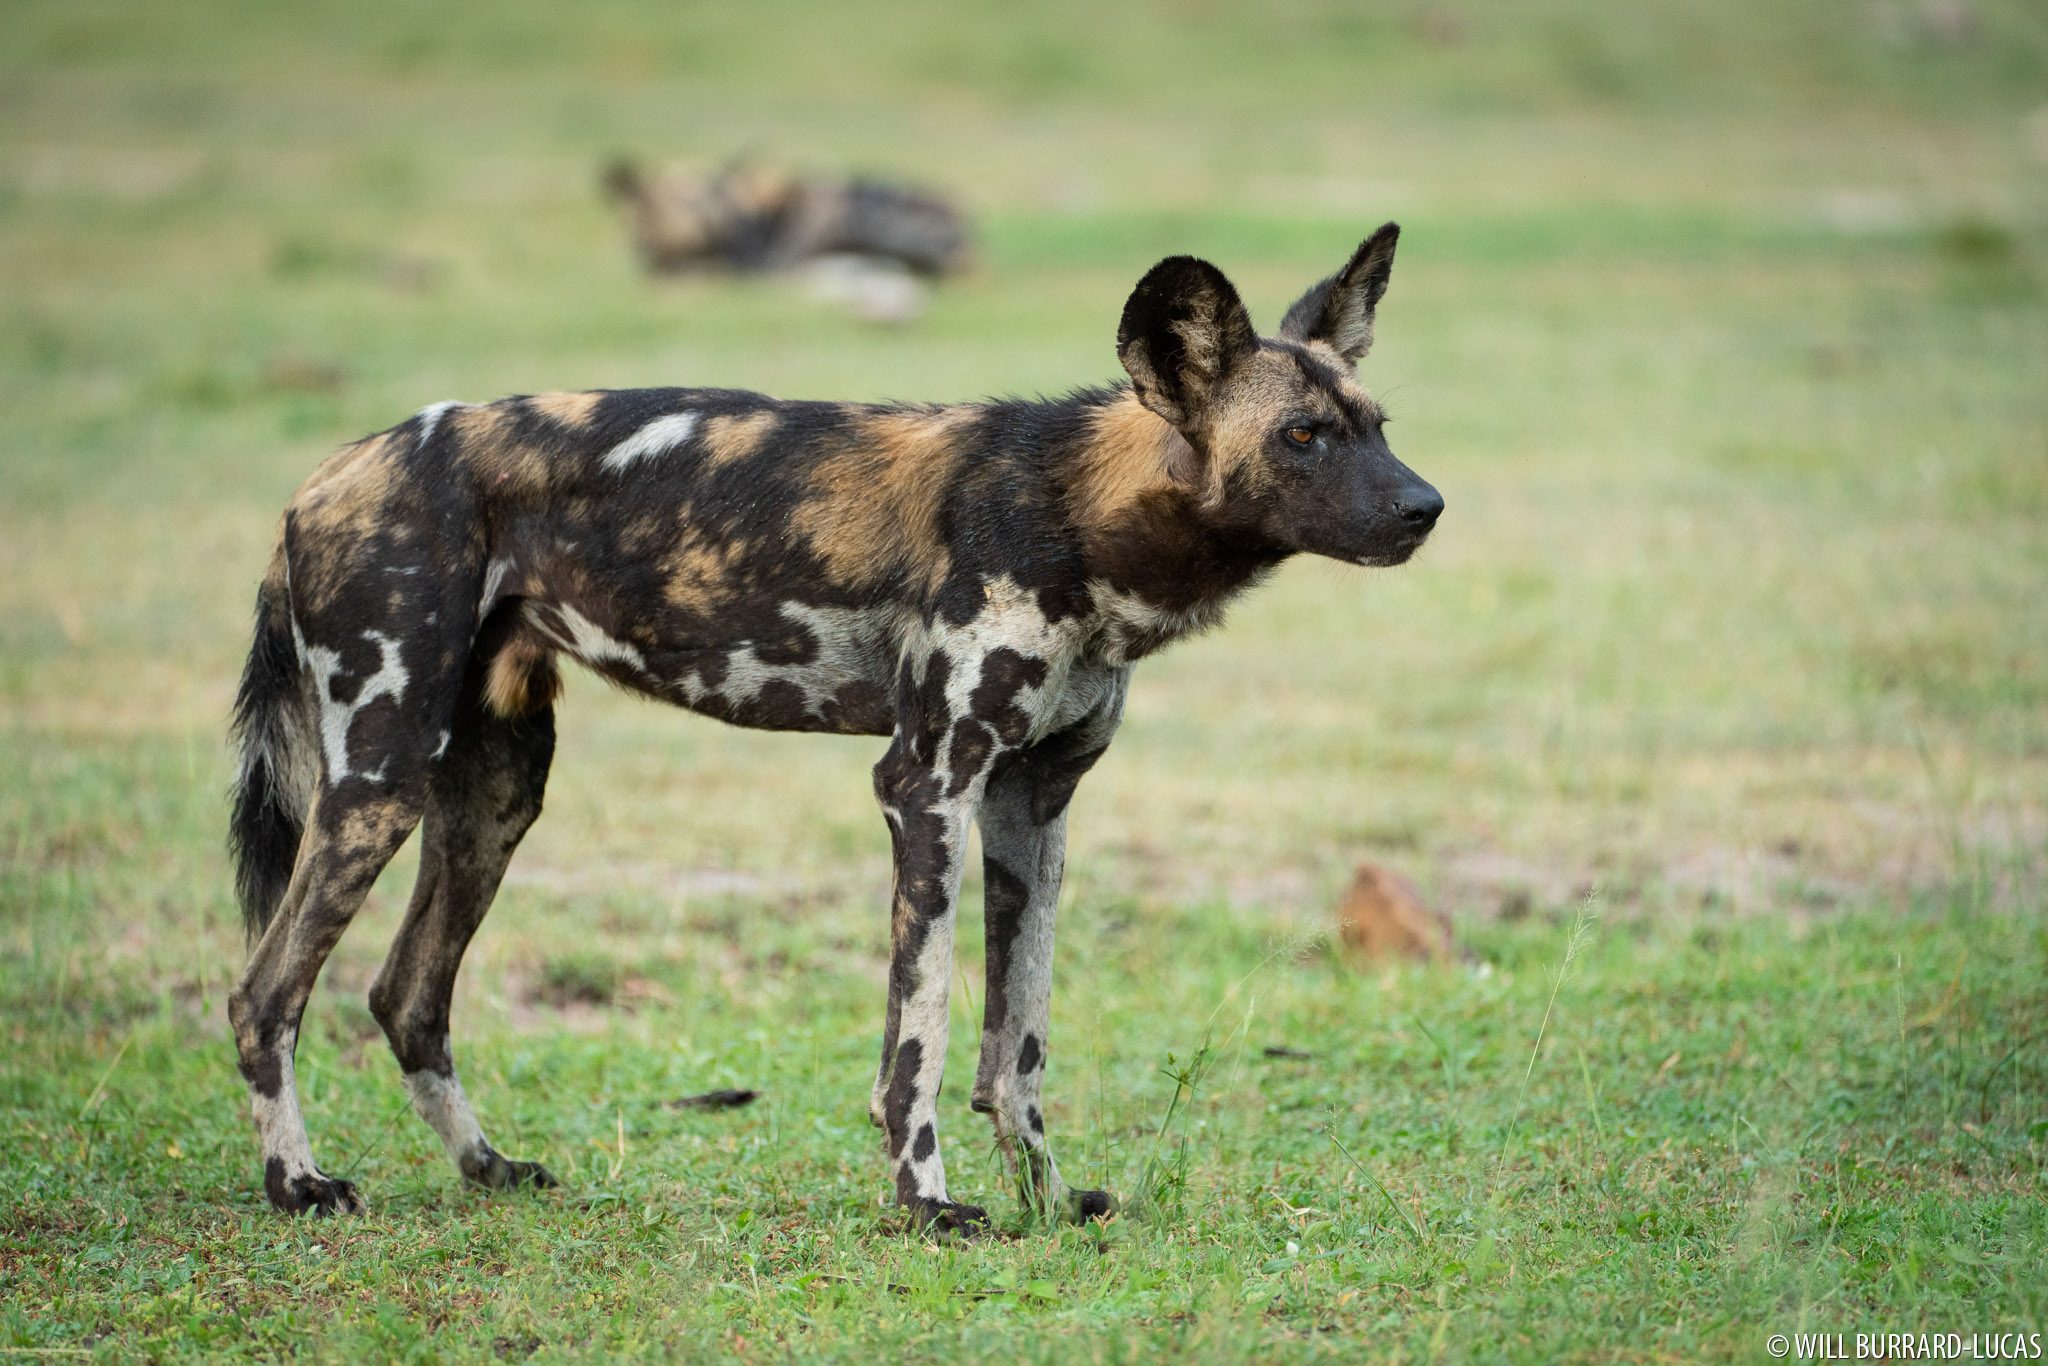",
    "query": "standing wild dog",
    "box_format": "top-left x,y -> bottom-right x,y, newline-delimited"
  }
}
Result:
227,225 -> 1442,1231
